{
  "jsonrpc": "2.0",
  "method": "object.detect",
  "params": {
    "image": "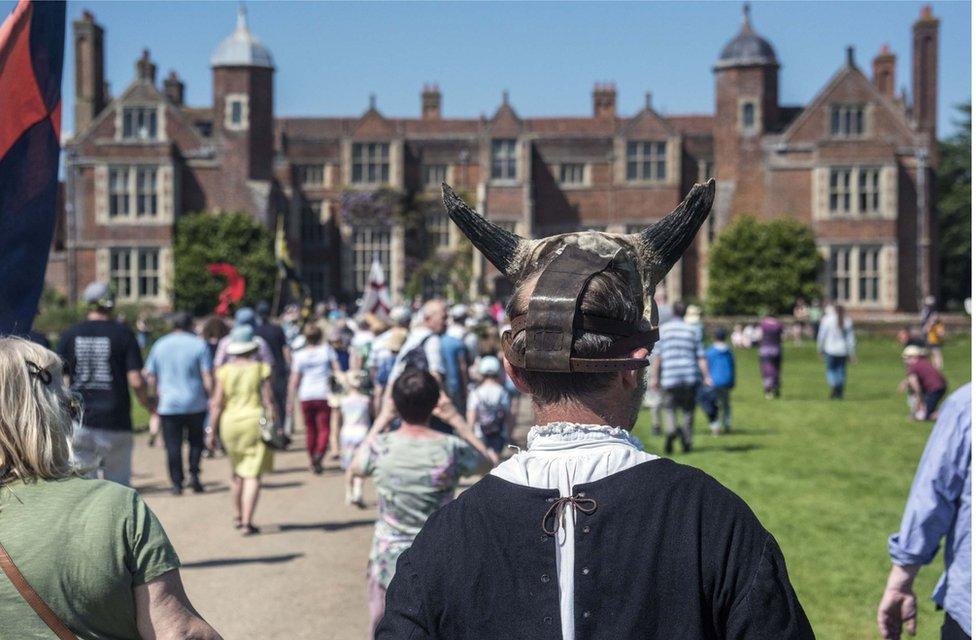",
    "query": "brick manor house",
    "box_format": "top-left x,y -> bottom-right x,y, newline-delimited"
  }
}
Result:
47,5 -> 941,313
